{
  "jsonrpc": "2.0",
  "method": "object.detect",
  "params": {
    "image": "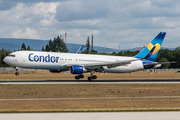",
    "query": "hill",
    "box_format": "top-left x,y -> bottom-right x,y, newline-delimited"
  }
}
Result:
0,38 -> 174,53
0,38 -> 120,53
